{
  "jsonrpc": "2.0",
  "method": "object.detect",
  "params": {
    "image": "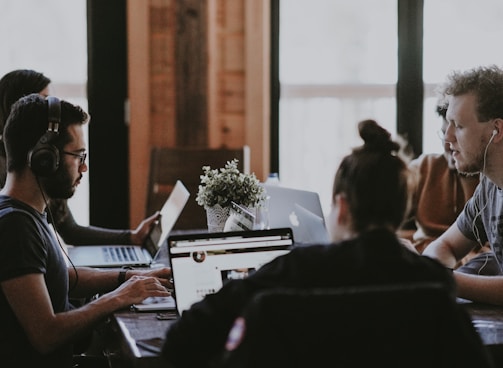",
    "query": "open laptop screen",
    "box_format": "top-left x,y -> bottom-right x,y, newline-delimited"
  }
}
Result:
168,228 -> 294,315
67,180 -> 190,268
